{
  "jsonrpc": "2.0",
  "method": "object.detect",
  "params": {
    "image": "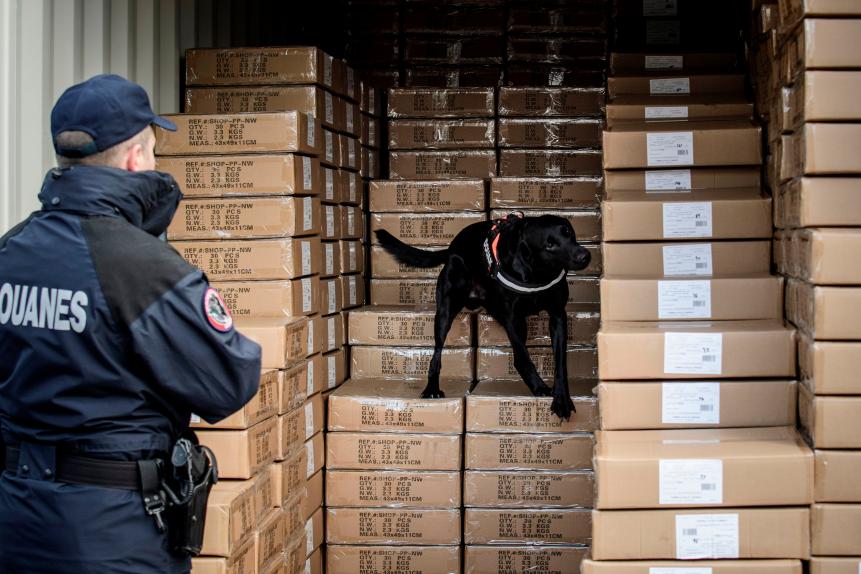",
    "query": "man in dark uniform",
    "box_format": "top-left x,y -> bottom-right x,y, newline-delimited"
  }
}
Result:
0,74 -> 262,573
